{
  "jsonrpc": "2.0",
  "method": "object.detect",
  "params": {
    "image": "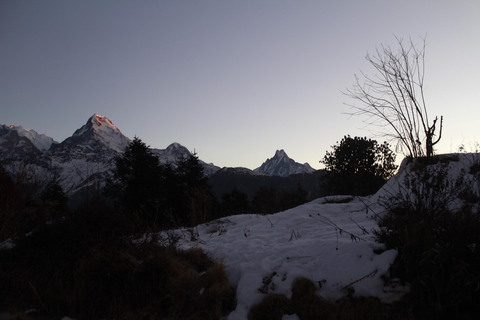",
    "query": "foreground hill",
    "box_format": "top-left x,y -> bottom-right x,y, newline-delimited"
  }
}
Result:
167,153 -> 480,319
